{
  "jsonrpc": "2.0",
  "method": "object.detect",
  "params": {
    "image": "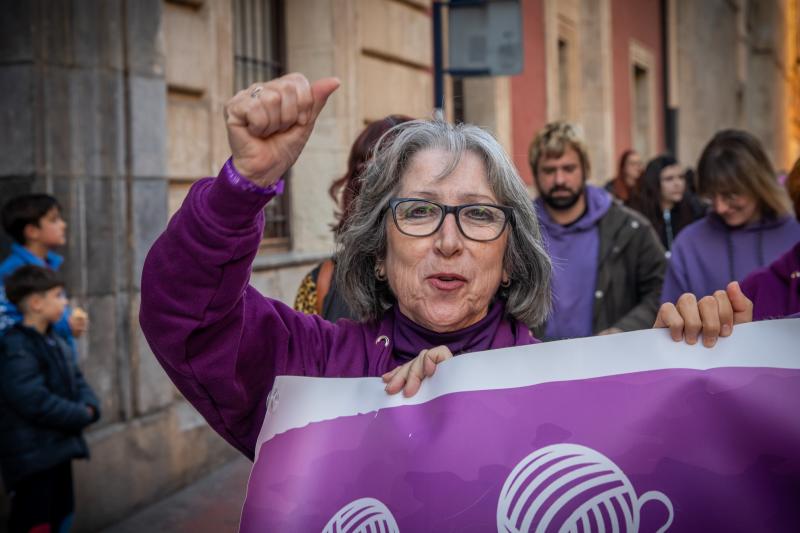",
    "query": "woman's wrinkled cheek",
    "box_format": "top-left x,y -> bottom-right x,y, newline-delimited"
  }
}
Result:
387,264 -> 423,303
385,237 -> 430,304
